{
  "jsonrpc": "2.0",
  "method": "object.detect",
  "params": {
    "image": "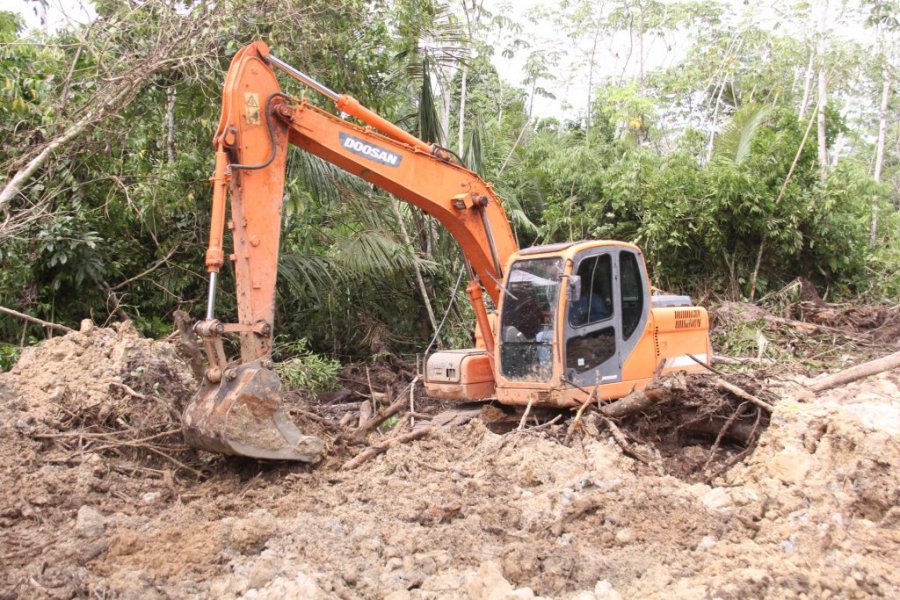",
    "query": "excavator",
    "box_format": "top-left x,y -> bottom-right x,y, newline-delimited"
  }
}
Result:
182,42 -> 711,462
